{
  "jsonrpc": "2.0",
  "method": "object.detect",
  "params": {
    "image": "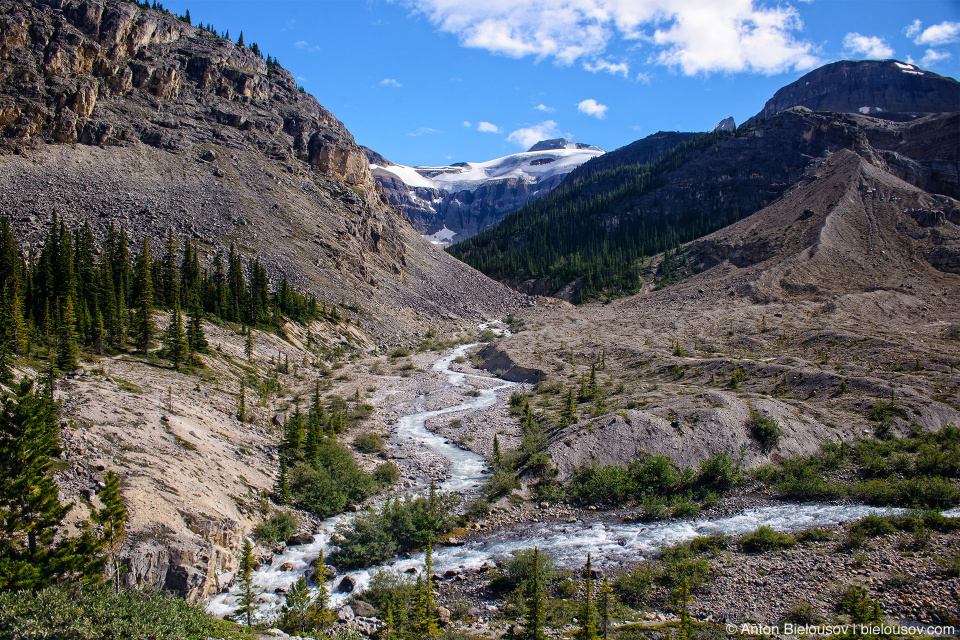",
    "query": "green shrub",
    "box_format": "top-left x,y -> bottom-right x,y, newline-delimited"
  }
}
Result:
289,440 -> 375,518
489,548 -> 557,593
330,487 -> 460,569
253,510 -> 298,544
567,464 -> 634,506
853,476 -> 960,509
836,528 -> 866,551
748,411 -> 782,453
390,347 -> 410,358
783,601 -> 822,625
356,569 -> 417,614
373,462 -> 400,486
741,526 -> 796,552
660,556 -> 711,592
613,563 -> 660,607
837,585 -> 881,624
688,534 -> 729,555
353,432 -> 384,454
640,493 -> 669,521
695,452 -> 742,492
848,514 -> 895,538
796,527 -> 834,543
869,400 -> 907,423
465,498 -> 491,520
670,496 -> 702,519
0,584 -> 255,640
486,468 -> 519,498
